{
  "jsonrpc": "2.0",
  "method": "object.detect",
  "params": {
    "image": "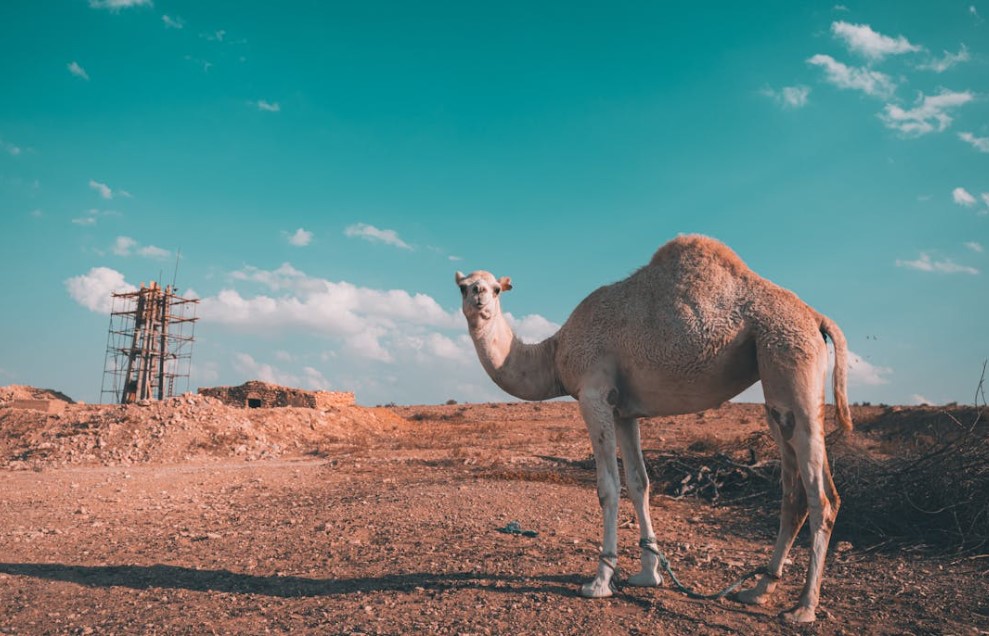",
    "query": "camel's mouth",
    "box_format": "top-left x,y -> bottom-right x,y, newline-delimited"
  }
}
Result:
463,297 -> 495,322
467,302 -> 493,320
